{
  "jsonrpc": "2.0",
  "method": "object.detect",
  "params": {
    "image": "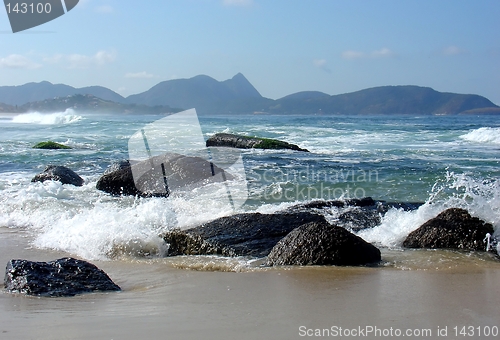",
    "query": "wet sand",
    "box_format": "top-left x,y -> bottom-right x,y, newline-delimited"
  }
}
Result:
1,227 -> 500,340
